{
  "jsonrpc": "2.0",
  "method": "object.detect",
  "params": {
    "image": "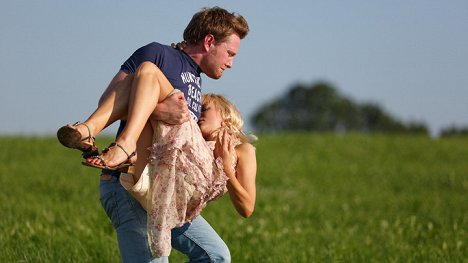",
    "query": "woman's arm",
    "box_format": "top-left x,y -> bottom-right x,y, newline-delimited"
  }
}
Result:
226,143 -> 257,218
215,130 -> 257,217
